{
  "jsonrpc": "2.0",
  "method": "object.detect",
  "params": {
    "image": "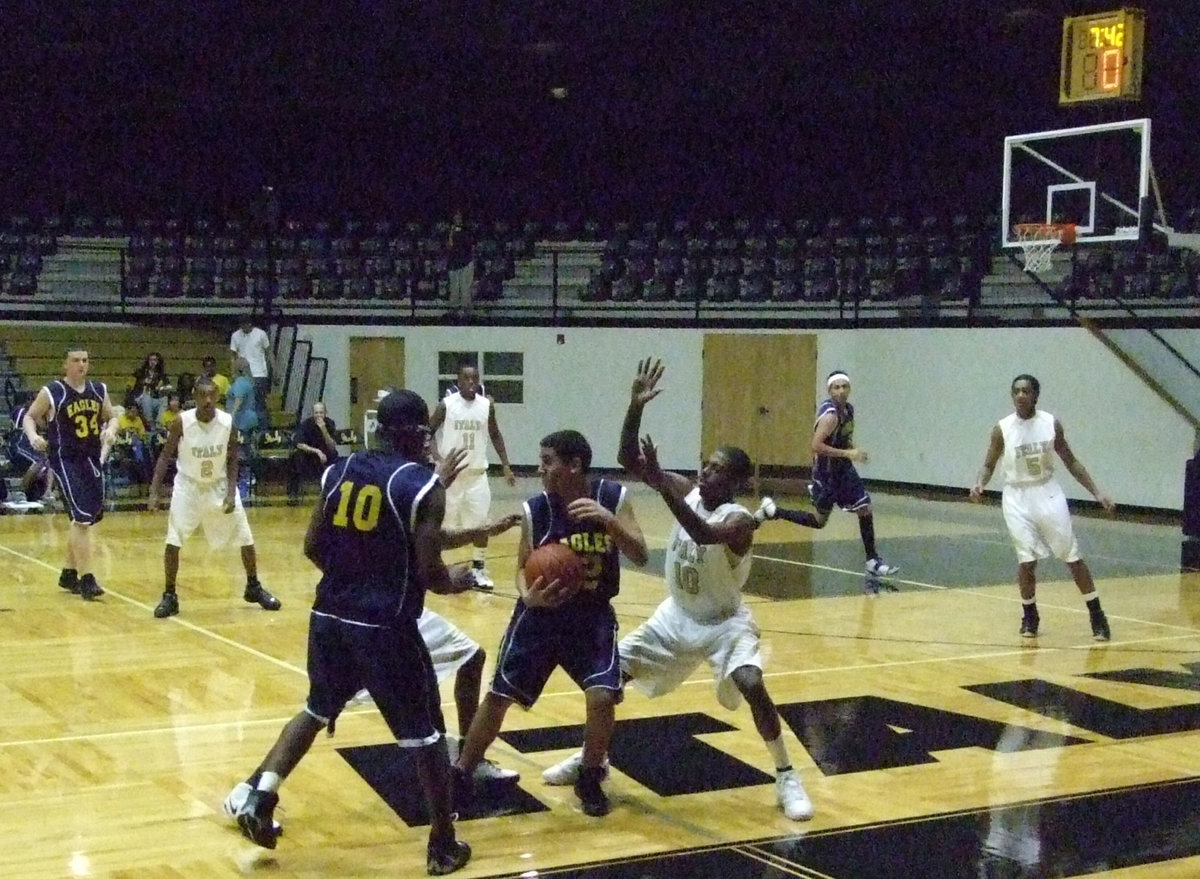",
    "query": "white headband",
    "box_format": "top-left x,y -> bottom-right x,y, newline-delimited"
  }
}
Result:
827,373 -> 850,389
